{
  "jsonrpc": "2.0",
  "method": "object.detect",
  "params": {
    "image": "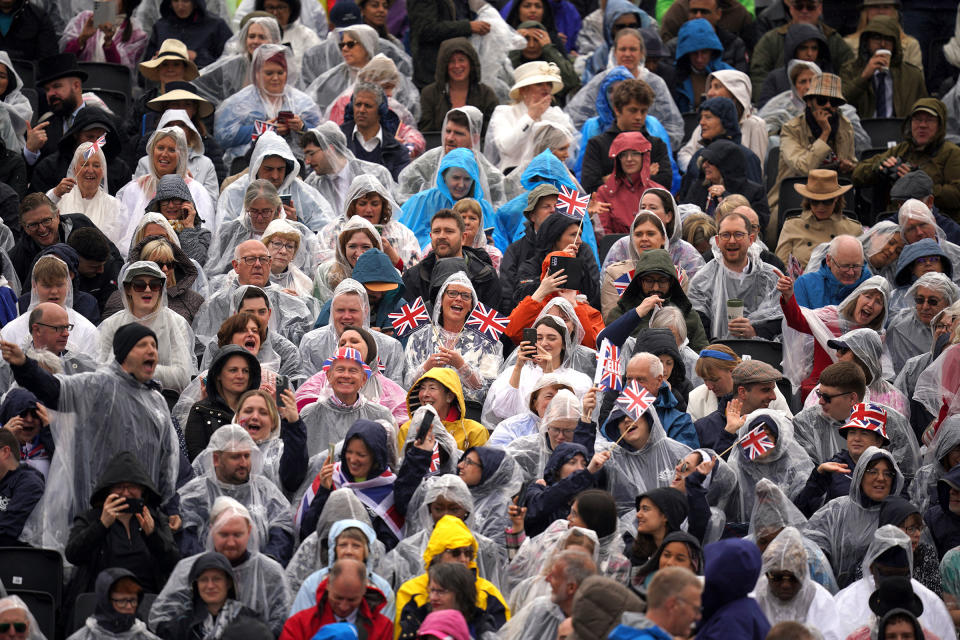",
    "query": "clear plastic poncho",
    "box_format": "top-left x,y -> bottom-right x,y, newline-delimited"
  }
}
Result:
231,0 -> 327,40
147,500 -> 291,636
486,372 -> 575,447
0,595 -> 47,640
469,3 -> 525,102
297,377 -> 395,459
376,474 -> 507,592
126,213 -> 210,298
465,447 -> 523,546
299,278 -> 406,385
886,273 -> 959,371
179,424 -> 294,556
505,389 -> 580,484
314,215 -> 384,303
909,415 -> 960,513
753,526 -> 841,637
205,215 -> 319,283
504,518 -> 601,604
193,16 -> 283,105
686,248 -> 783,340
134,109 -> 219,203
399,405 -> 461,476
324,53 -> 421,124
402,271 -> 504,406
0,52 -> 33,151
898,200 -> 960,288
96,261 -> 197,392
497,296 -> 598,377
261,218 -> 314,297
802,447 -> 904,588
306,25 -> 380,111
302,29 -> 413,87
